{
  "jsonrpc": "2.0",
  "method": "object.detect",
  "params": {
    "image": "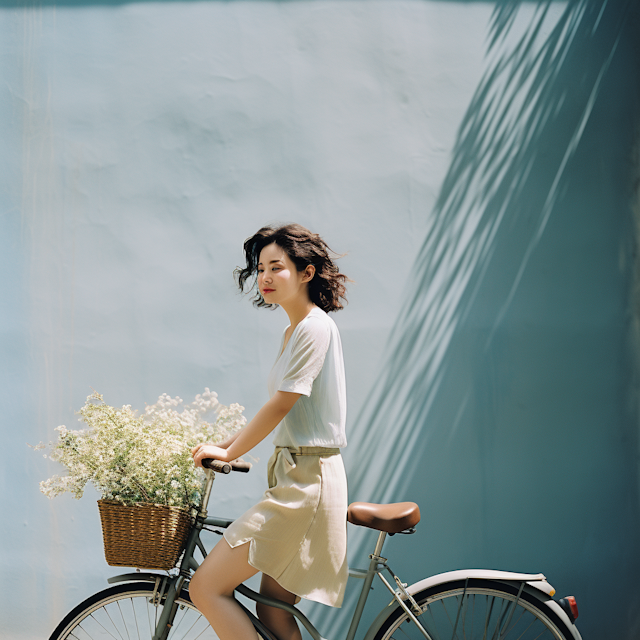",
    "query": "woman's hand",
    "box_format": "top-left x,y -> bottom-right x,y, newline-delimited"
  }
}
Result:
191,443 -> 230,468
